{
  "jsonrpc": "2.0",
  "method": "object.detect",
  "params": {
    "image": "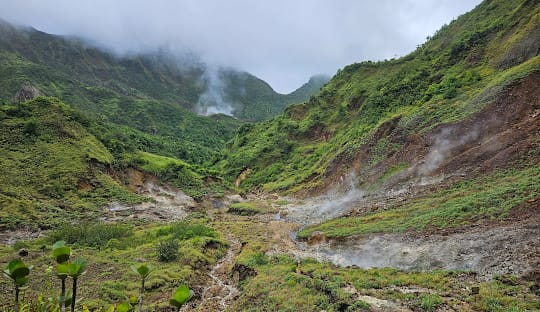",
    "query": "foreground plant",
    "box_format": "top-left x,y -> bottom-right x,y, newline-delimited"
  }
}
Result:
169,285 -> 193,312
131,263 -> 153,312
3,259 -> 32,312
53,241 -> 72,312
67,258 -> 87,312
